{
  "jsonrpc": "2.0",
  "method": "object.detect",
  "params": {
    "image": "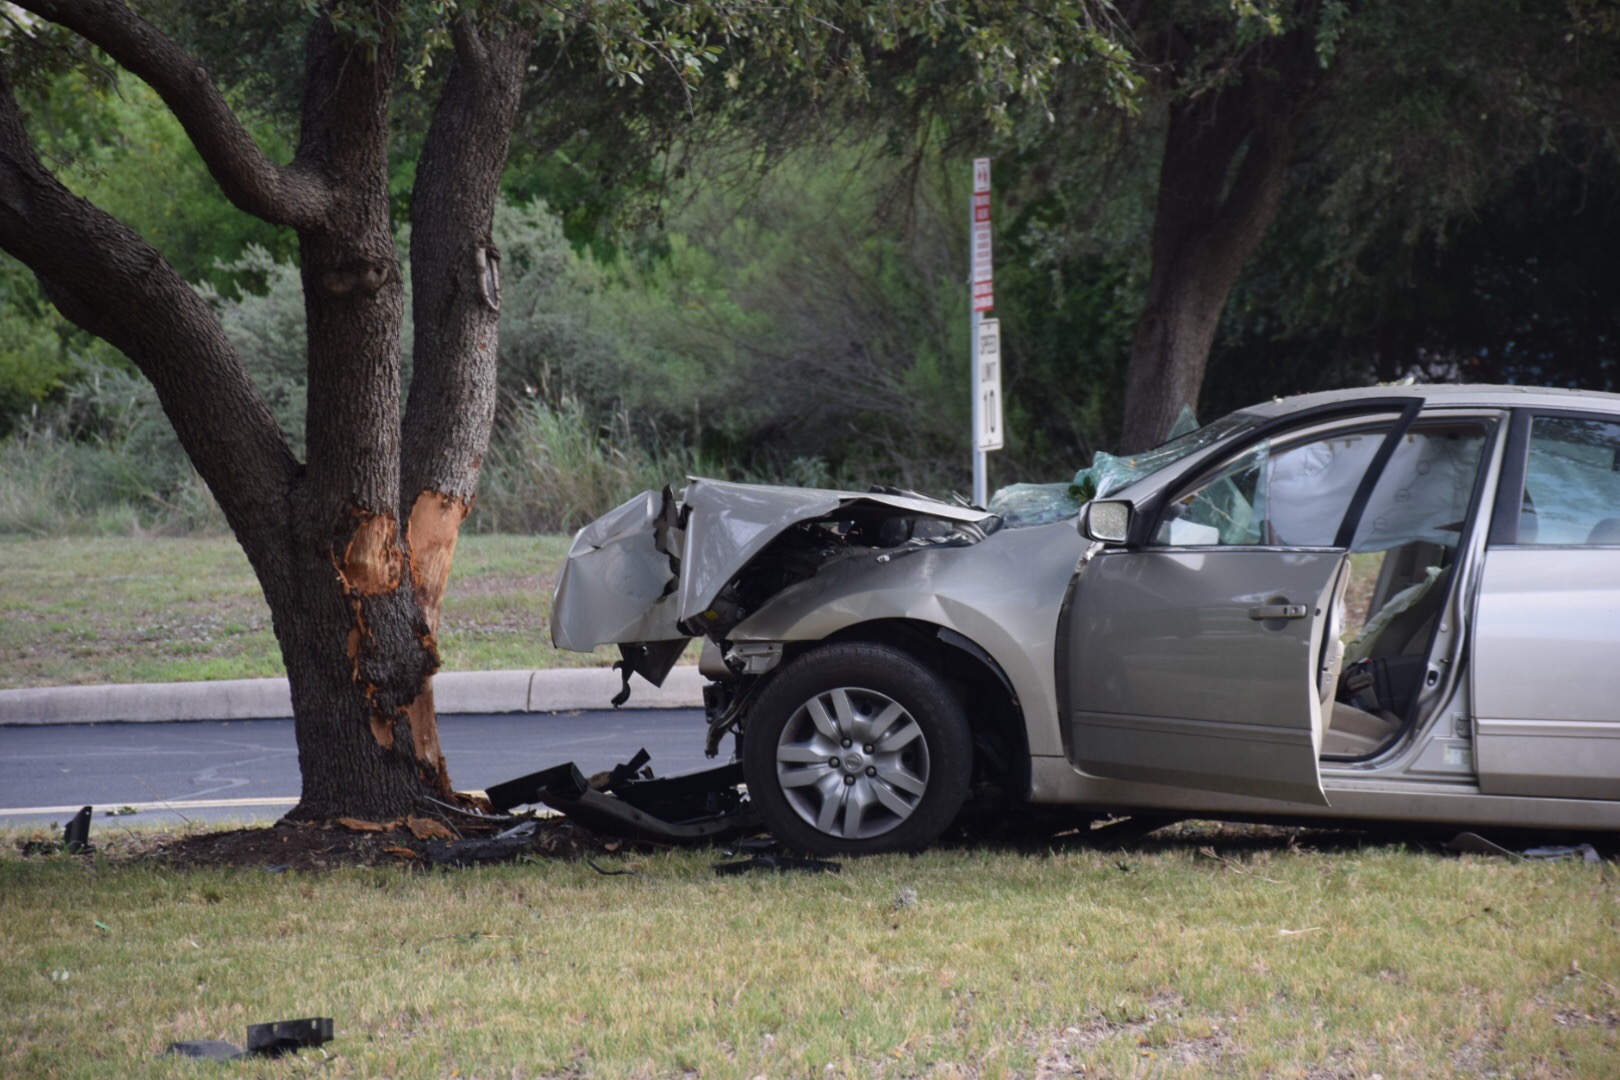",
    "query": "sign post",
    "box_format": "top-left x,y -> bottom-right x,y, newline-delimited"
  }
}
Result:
969,157 -> 996,506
